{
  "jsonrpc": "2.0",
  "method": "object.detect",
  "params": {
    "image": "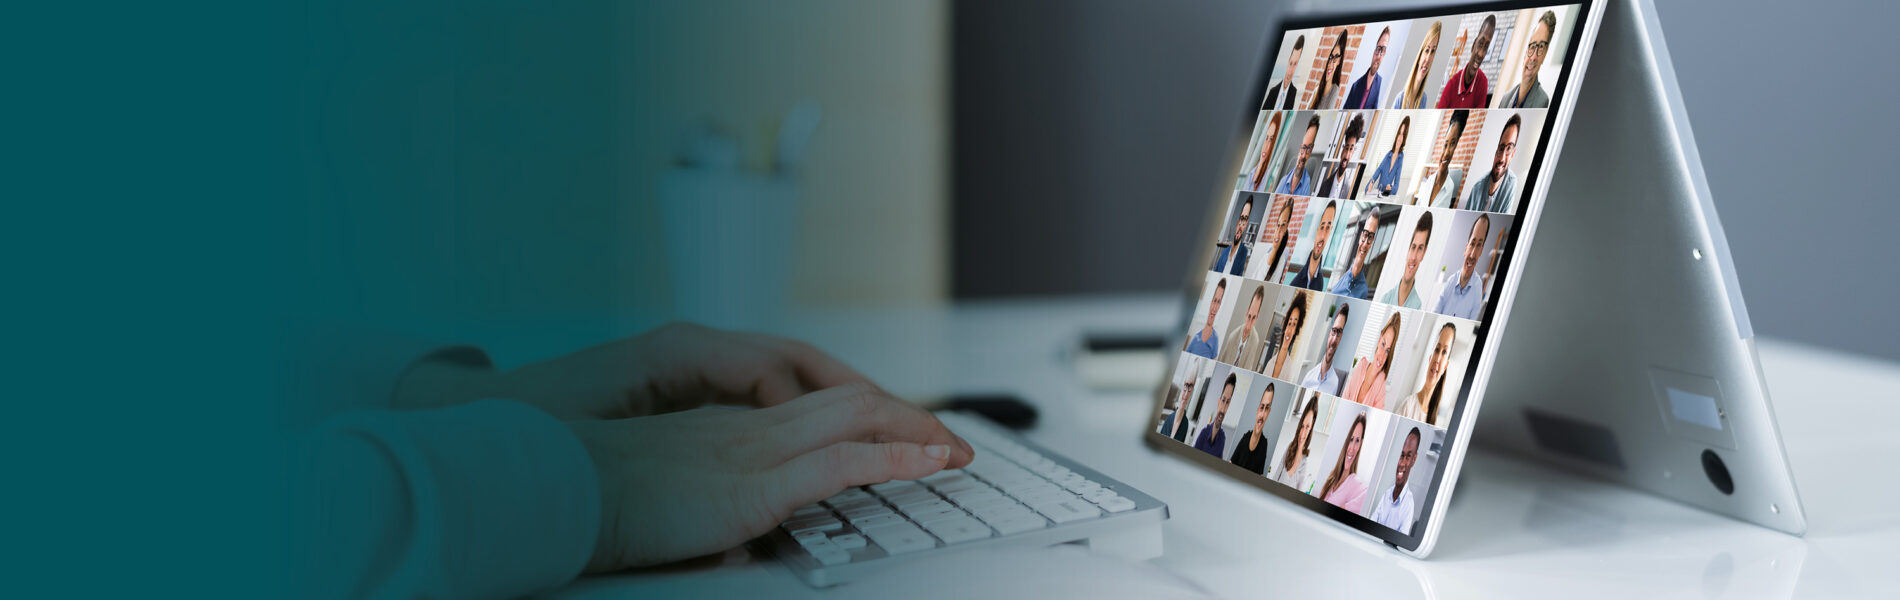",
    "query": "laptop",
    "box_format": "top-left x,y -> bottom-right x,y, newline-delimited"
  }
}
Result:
766,0 -> 1802,584
1150,0 -> 1803,559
